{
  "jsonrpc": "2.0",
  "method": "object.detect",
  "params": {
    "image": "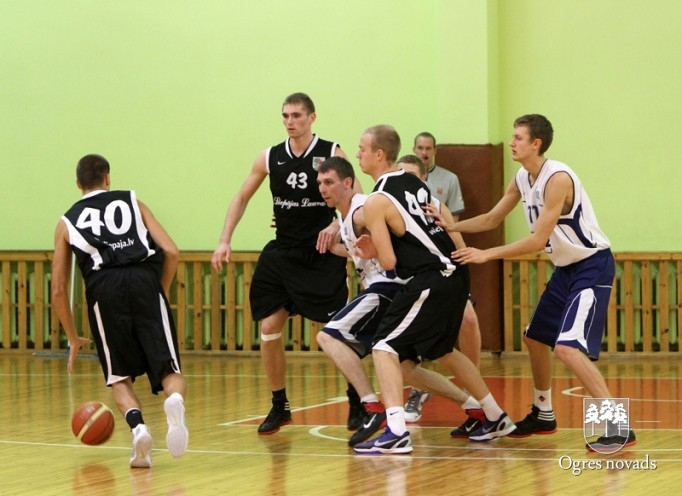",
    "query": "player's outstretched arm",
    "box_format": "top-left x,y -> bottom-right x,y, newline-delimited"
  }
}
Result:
450,178 -> 521,234
452,173 -> 571,265
212,152 -> 268,271
435,202 -> 467,249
